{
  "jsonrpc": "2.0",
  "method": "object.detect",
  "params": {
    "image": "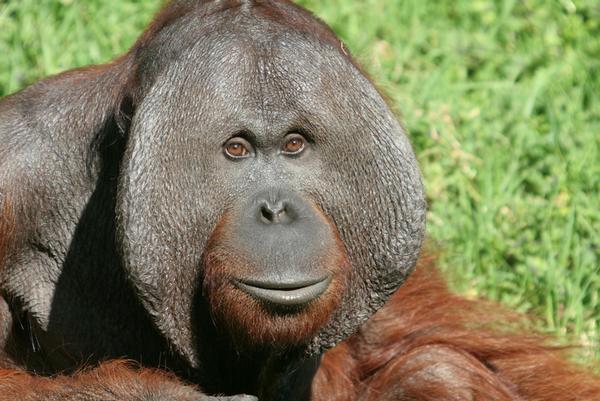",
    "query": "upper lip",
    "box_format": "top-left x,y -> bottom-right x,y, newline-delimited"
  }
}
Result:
235,276 -> 332,306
